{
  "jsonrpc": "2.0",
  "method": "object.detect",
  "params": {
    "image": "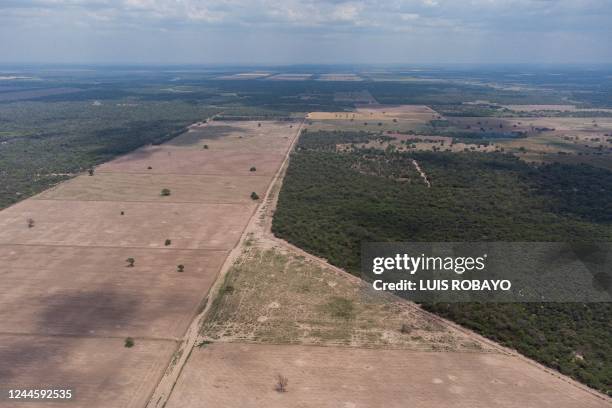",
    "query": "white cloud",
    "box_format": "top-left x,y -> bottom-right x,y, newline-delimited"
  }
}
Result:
1,0 -> 611,32
0,0 -> 610,63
